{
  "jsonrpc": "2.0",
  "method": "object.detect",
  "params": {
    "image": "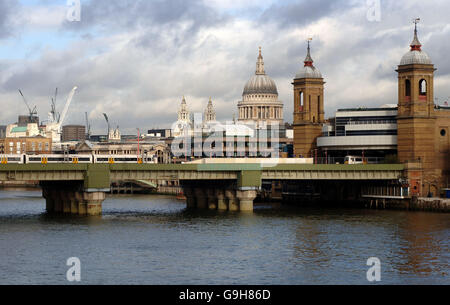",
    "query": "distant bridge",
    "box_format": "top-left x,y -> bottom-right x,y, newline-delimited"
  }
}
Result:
0,163 -> 405,215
